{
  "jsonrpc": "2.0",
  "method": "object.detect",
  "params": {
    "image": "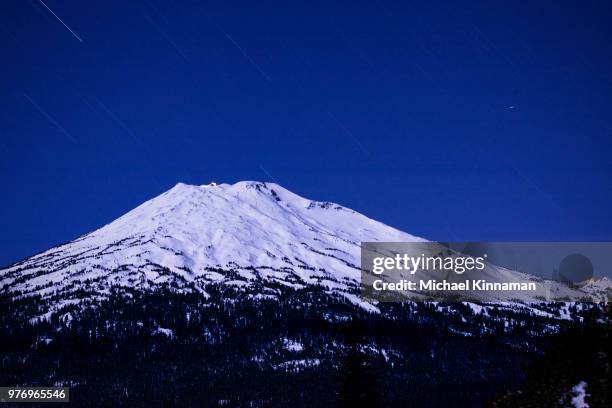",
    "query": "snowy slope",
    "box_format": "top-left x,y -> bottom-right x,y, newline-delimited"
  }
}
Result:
0,181 -> 594,312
